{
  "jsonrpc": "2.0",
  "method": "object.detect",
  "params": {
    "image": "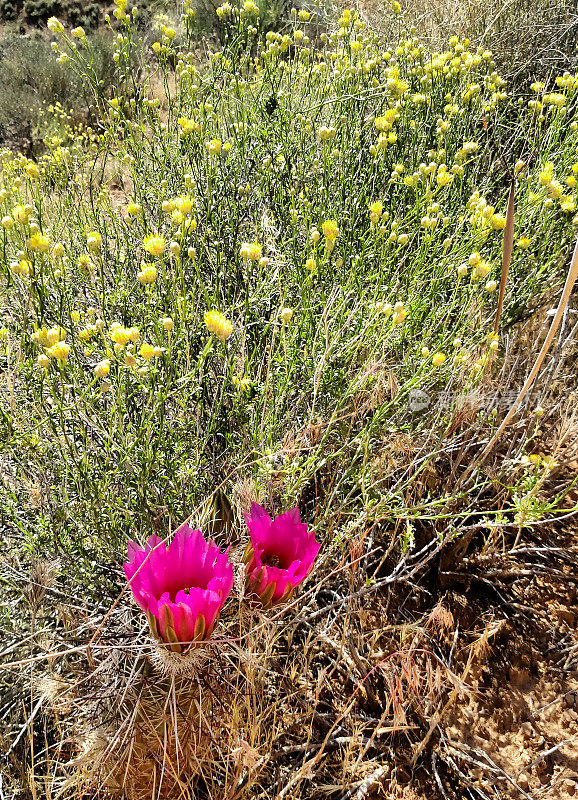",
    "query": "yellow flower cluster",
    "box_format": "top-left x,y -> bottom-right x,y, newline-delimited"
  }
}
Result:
468,251 -> 492,279
204,311 -> 233,341
392,301 -> 408,325
207,139 -> 222,155
162,195 -> 197,227
110,323 -> 140,345
47,16 -> 64,33
33,327 -> 66,347
137,263 -> 158,285
216,2 -> 232,18
455,141 -> 479,164
436,165 -> 453,187
466,192 -> 506,231
178,117 -> 202,135
368,200 -> 384,224
78,323 -> 99,343
94,359 -> 111,378
87,231 -> 102,251
143,234 -> 165,257
29,233 -> 50,252
240,241 -> 262,261
126,202 -> 143,218
319,126 -> 336,142
32,325 -> 70,364
47,341 -> 71,361
140,343 -> 163,359
374,108 -> 398,132
12,204 -> 32,224
537,162 -> 576,213
321,219 -> 339,252
25,162 -> 40,179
